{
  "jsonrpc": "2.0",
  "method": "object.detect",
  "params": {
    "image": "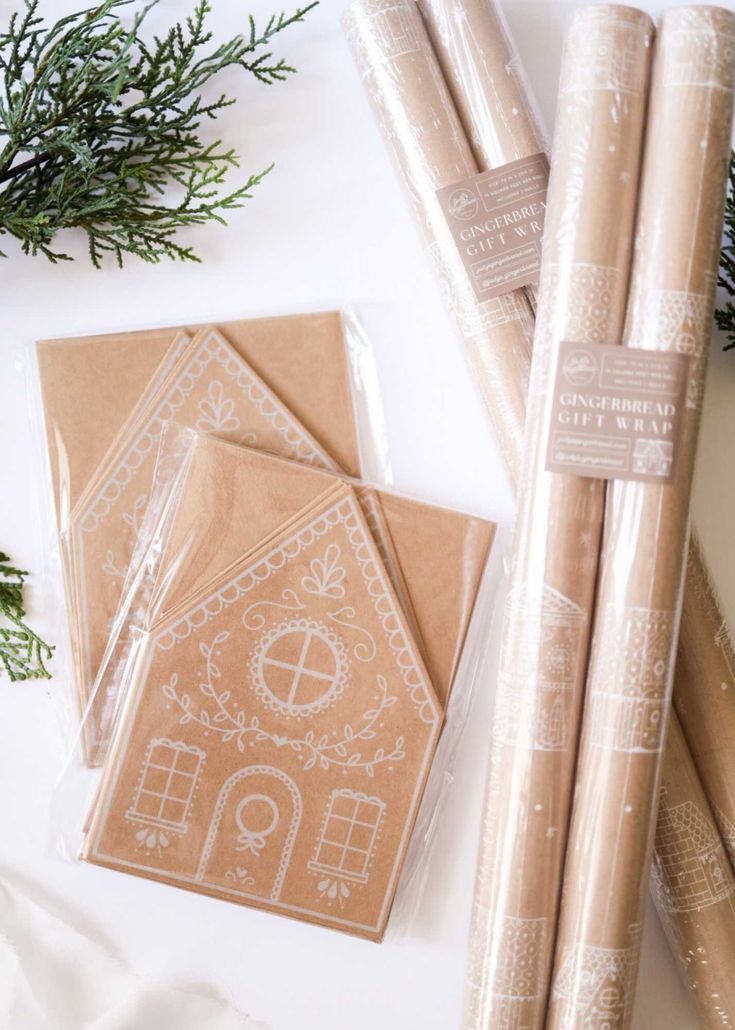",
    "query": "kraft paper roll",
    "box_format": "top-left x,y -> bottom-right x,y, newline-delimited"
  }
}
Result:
674,533 -> 735,872
418,0 -> 547,309
343,0 -> 534,484
547,9 -> 735,1029
462,8 -> 653,1029
652,709 -> 735,1029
